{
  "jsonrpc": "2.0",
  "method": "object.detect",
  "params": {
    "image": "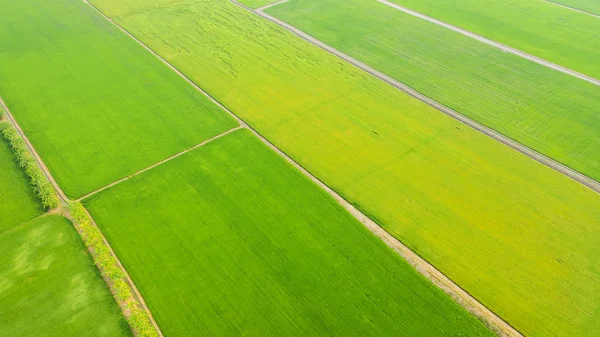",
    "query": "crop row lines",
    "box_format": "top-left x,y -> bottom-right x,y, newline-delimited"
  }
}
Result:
238,0 -> 600,195
84,0 -> 522,335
